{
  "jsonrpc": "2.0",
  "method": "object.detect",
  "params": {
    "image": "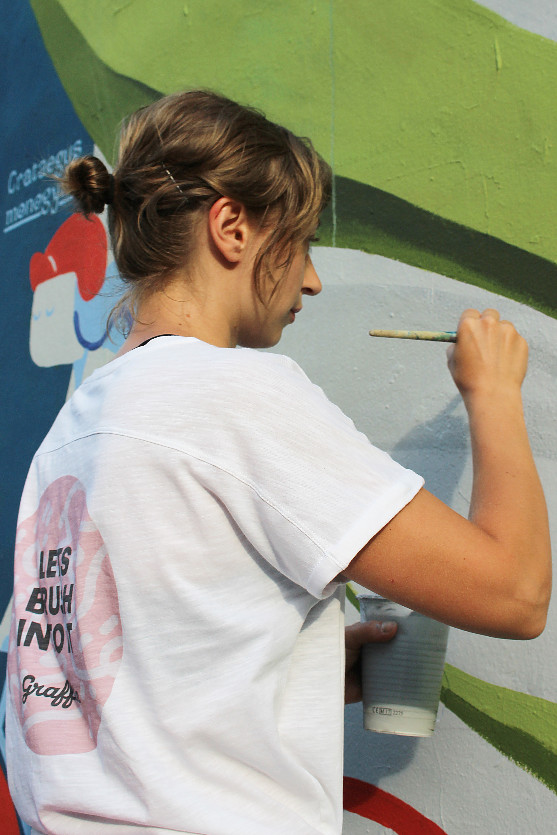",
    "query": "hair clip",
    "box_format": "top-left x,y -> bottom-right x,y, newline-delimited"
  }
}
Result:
161,162 -> 187,199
